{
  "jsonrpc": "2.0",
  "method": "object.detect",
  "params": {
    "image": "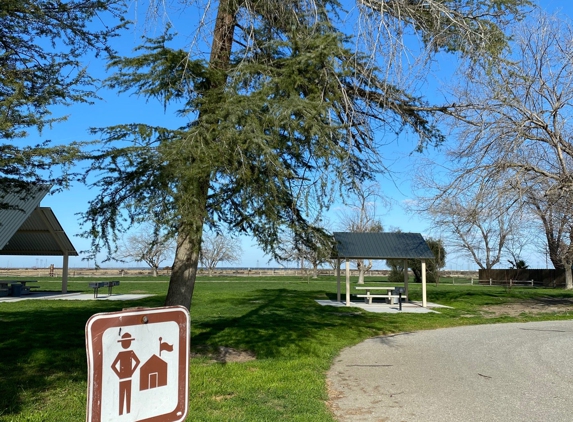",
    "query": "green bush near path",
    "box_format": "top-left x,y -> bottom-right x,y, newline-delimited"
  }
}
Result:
1,278 -> 572,421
